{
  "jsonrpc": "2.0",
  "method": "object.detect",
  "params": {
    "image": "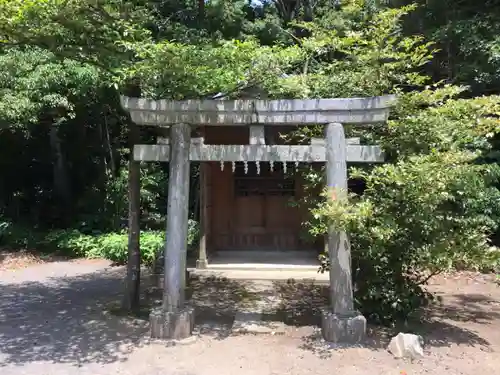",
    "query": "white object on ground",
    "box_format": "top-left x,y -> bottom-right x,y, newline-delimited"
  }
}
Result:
387,332 -> 424,359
